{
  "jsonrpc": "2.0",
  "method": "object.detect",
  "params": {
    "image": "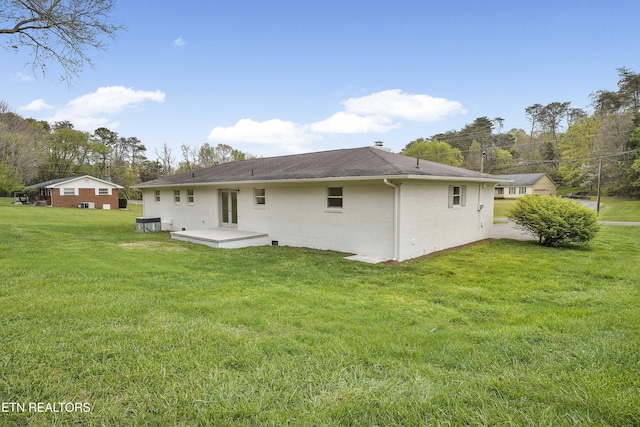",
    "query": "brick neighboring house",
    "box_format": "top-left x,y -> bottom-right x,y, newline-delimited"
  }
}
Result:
29,175 -> 124,209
